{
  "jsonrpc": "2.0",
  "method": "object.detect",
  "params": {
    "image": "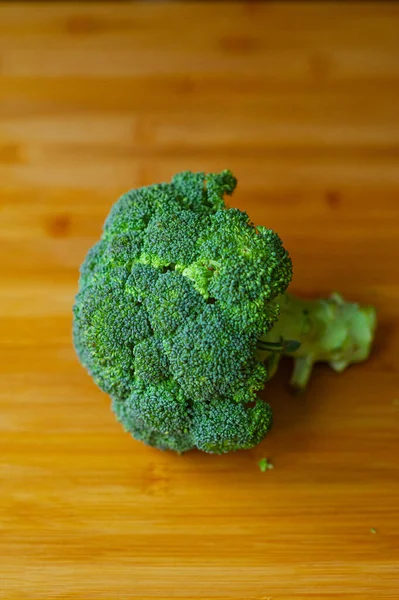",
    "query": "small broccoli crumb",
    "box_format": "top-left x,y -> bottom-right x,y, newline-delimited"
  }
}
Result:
393,398 -> 399,407
258,457 -> 274,472
370,527 -> 377,534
